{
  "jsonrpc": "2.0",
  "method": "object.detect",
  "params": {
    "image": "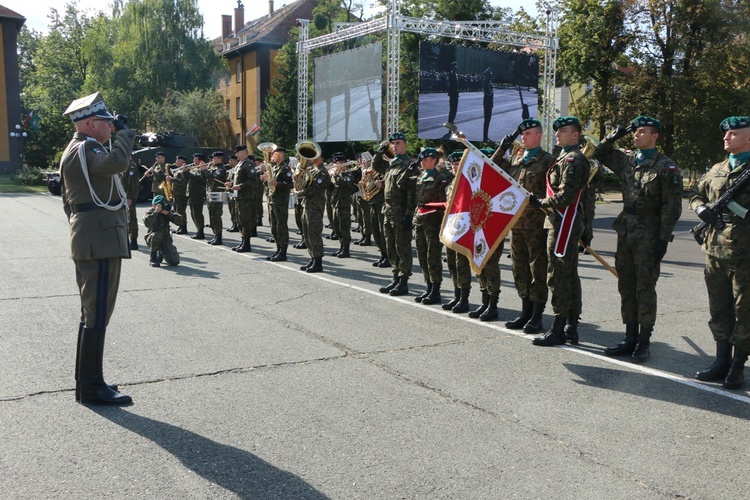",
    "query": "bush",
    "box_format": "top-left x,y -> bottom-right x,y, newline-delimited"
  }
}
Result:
11,167 -> 46,186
